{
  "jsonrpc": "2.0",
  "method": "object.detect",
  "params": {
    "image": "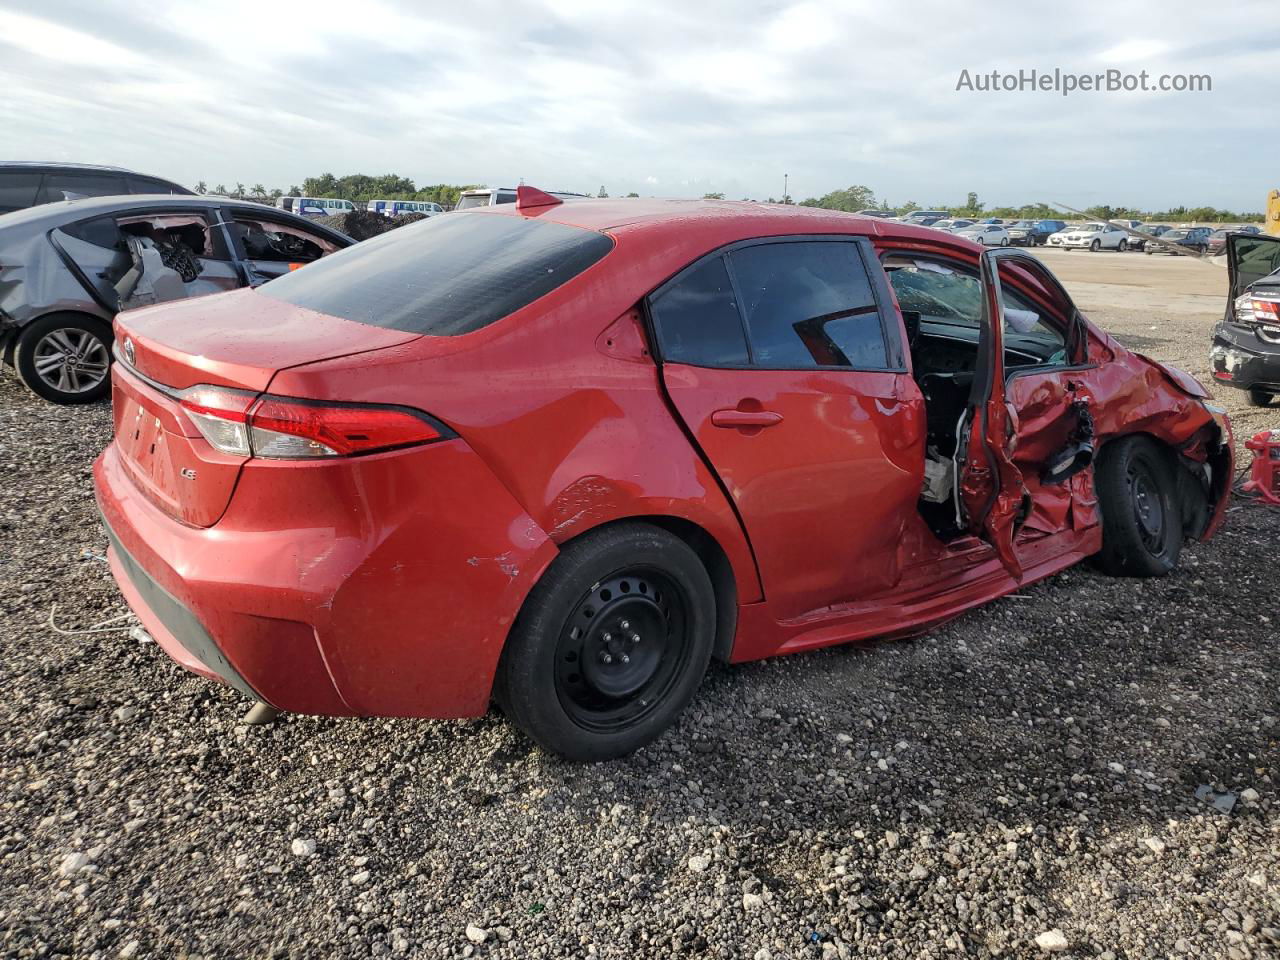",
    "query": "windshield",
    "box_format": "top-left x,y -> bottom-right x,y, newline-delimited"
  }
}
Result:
454,194 -> 491,210
258,213 -> 613,336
